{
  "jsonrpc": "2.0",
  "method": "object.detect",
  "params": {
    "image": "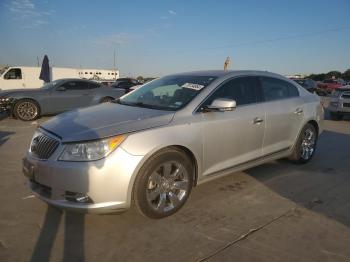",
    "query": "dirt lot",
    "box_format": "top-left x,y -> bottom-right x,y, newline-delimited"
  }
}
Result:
1,106 -> 350,262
